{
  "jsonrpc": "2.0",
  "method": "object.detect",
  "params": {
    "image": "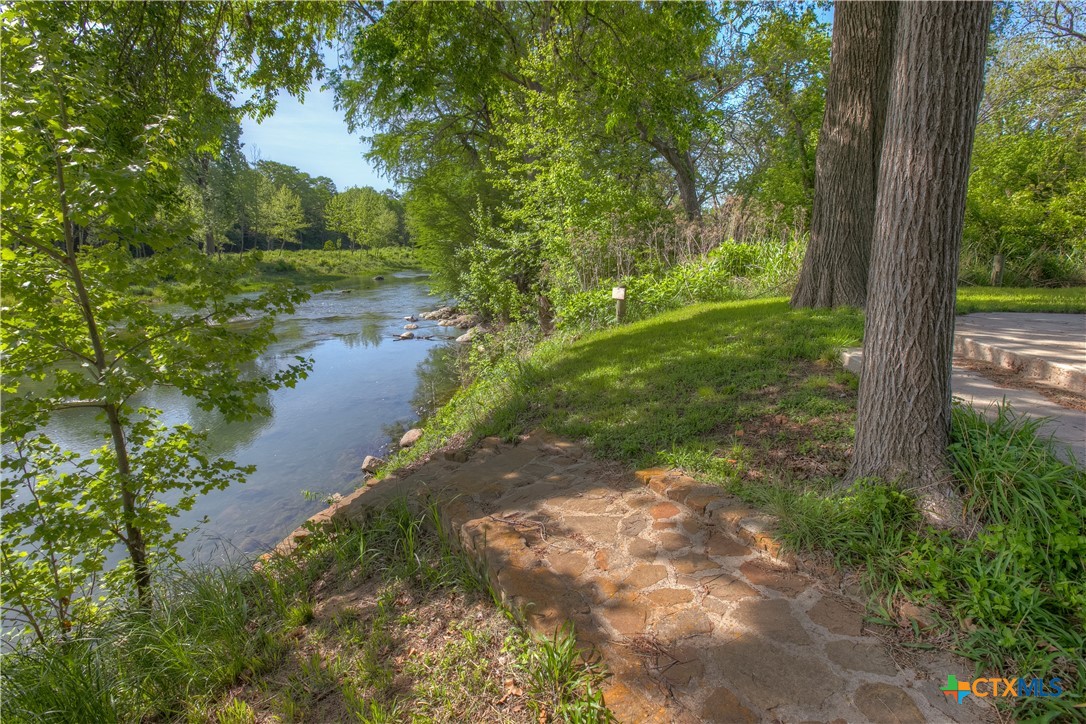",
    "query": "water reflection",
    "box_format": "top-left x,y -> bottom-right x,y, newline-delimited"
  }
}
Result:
338,316 -> 386,350
411,346 -> 464,420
